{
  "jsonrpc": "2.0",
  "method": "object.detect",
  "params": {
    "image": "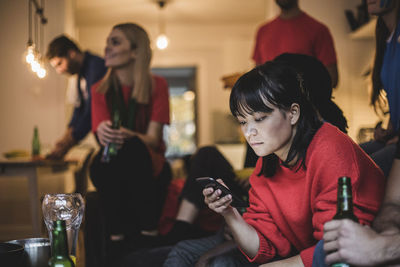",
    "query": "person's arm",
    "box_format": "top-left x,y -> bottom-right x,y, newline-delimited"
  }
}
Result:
325,63 -> 338,89
259,255 -> 304,267
374,158 -> 400,233
324,219 -> 400,266
313,24 -> 338,88
120,120 -> 163,150
46,127 -> 77,159
202,181 -> 260,258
